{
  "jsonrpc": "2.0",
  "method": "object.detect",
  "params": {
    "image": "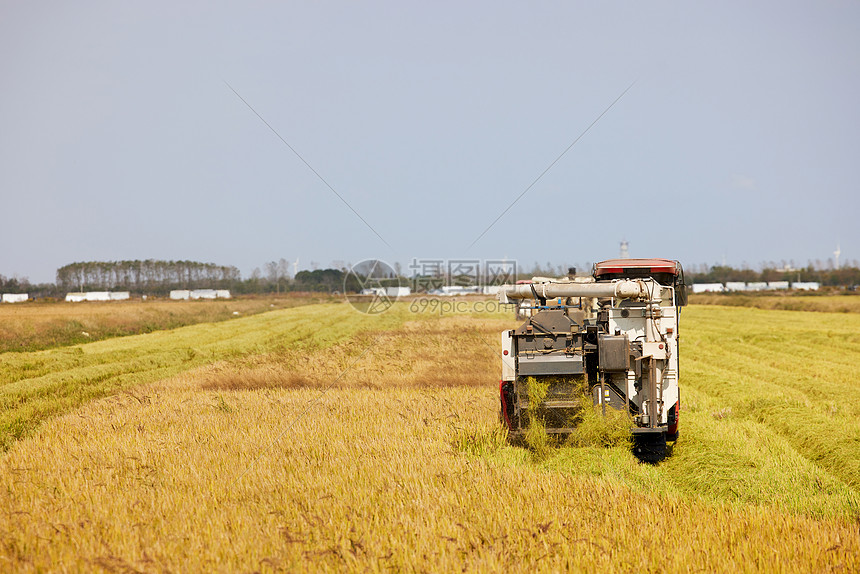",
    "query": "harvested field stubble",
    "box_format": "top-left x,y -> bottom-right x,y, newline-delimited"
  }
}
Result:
690,292 -> 860,313
0,295 -> 327,352
682,306 -> 860,492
